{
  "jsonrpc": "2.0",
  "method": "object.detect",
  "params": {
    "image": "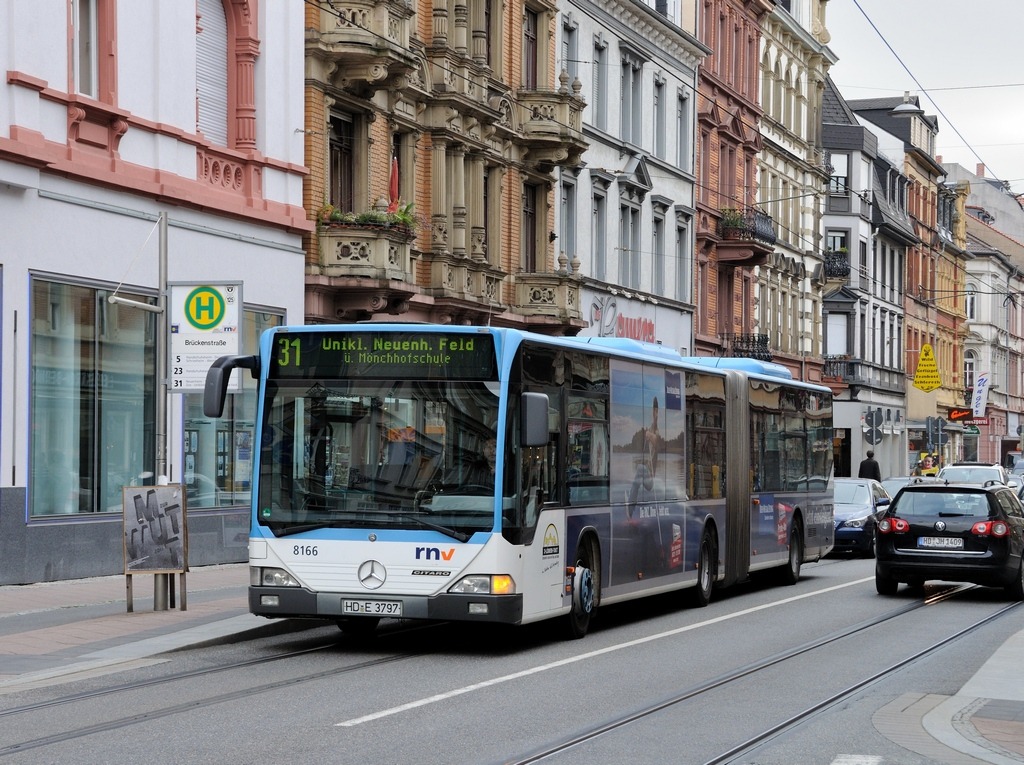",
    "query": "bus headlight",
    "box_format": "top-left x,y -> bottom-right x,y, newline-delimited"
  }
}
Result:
449,575 -> 515,595
253,567 -> 301,587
